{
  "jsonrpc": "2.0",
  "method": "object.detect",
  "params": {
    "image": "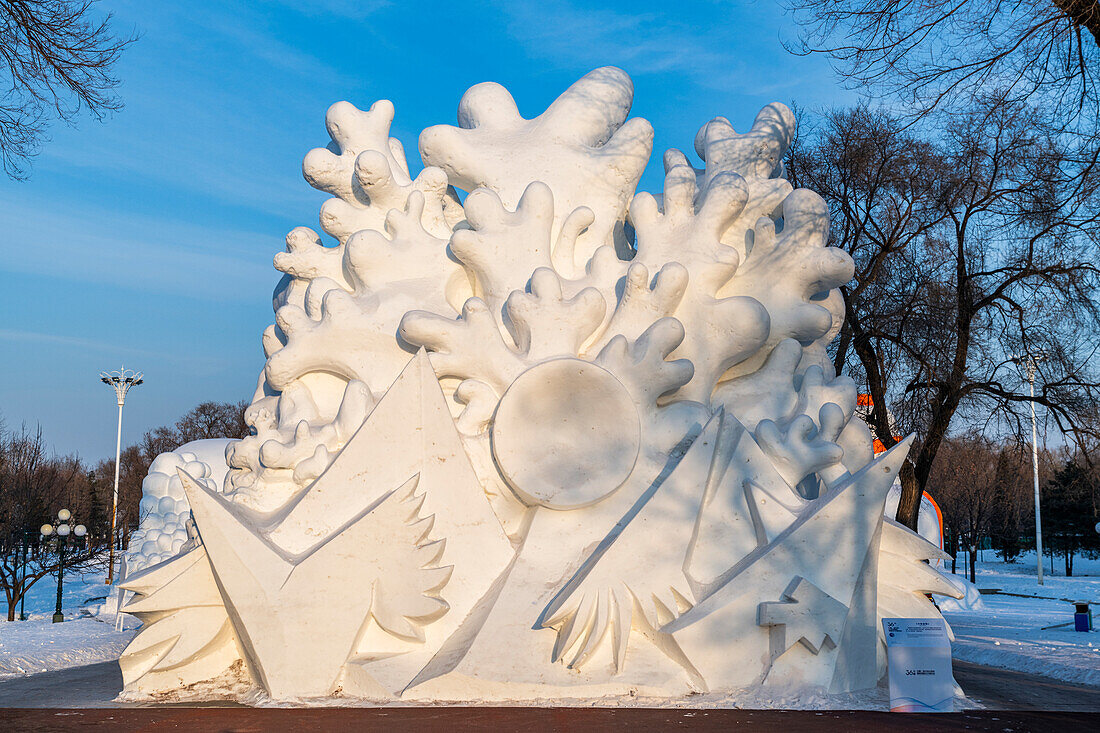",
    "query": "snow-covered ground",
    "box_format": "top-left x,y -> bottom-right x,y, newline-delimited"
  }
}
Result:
942,551 -> 1100,687
0,562 -> 137,679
